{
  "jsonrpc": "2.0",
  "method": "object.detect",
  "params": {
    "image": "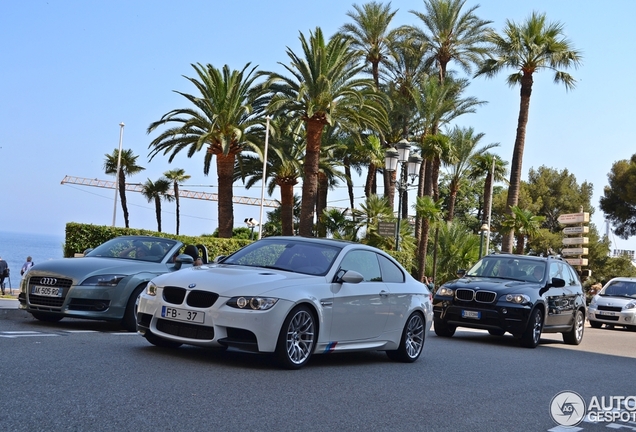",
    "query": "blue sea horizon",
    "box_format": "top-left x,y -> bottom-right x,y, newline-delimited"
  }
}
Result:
0,230 -> 65,289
